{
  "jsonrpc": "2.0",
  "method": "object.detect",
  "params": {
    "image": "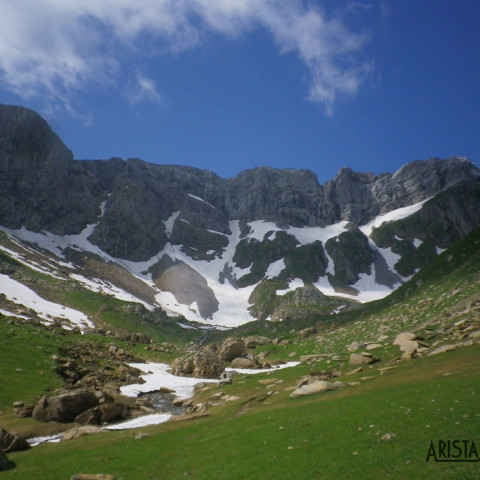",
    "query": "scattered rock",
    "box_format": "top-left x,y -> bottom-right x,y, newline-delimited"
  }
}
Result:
218,371 -> 234,386
297,327 -> 317,339
290,380 -> 344,398
300,354 -> 329,362
258,378 -> 278,386
347,341 -> 361,352
349,353 -> 379,365
426,344 -> 460,356
231,357 -> 257,369
393,332 -> 420,347
365,343 -> 383,351
381,433 -> 396,441
244,336 -> 271,349
63,426 -> 105,442
13,403 -> 34,418
0,428 -> 31,453
398,340 -> 419,354
345,367 -> 363,376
